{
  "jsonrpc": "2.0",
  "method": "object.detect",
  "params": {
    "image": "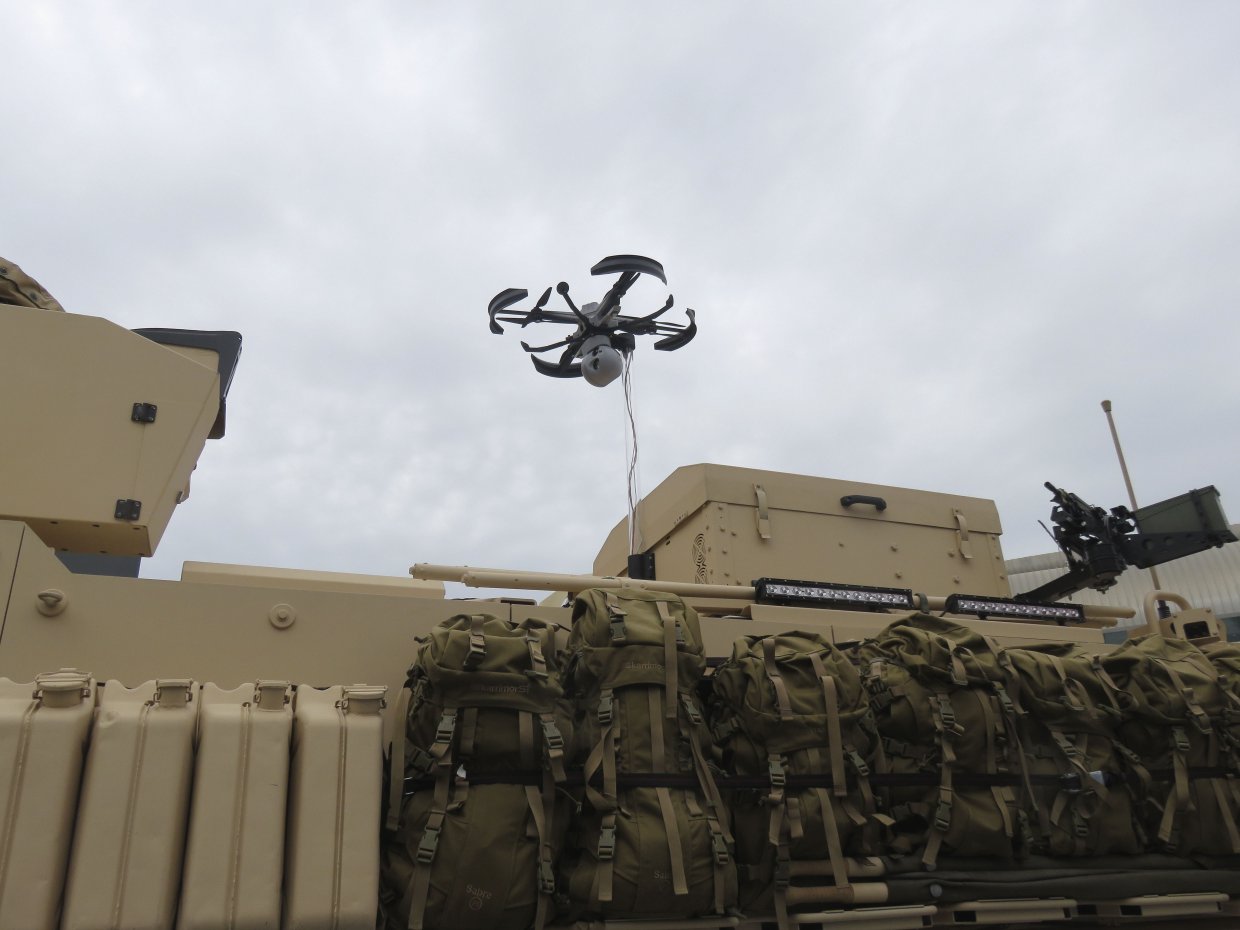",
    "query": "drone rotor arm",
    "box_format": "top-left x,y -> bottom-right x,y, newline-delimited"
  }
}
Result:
653,308 -> 697,350
530,354 -> 584,378
625,293 -> 675,327
519,335 -> 576,354
487,288 -> 529,334
590,254 -> 667,285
